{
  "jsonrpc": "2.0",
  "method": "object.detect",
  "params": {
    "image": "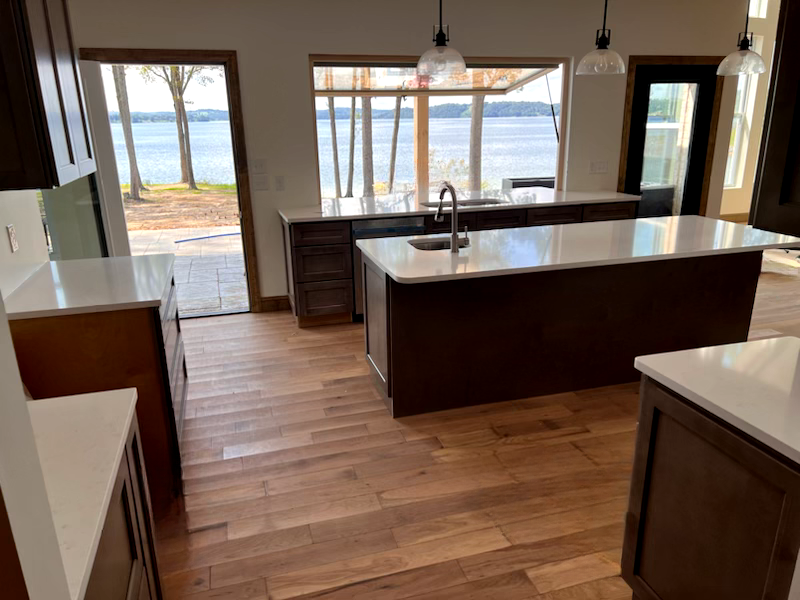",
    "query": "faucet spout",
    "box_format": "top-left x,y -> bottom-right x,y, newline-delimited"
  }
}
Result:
436,181 -> 462,253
